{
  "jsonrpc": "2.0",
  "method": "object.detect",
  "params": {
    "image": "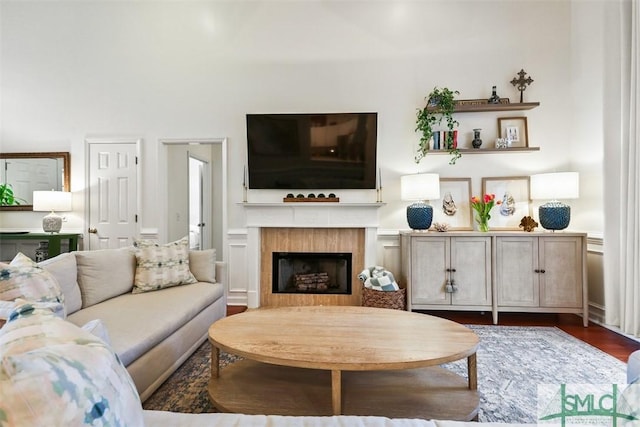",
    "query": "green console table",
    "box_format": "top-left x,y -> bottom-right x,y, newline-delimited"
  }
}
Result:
0,232 -> 81,259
